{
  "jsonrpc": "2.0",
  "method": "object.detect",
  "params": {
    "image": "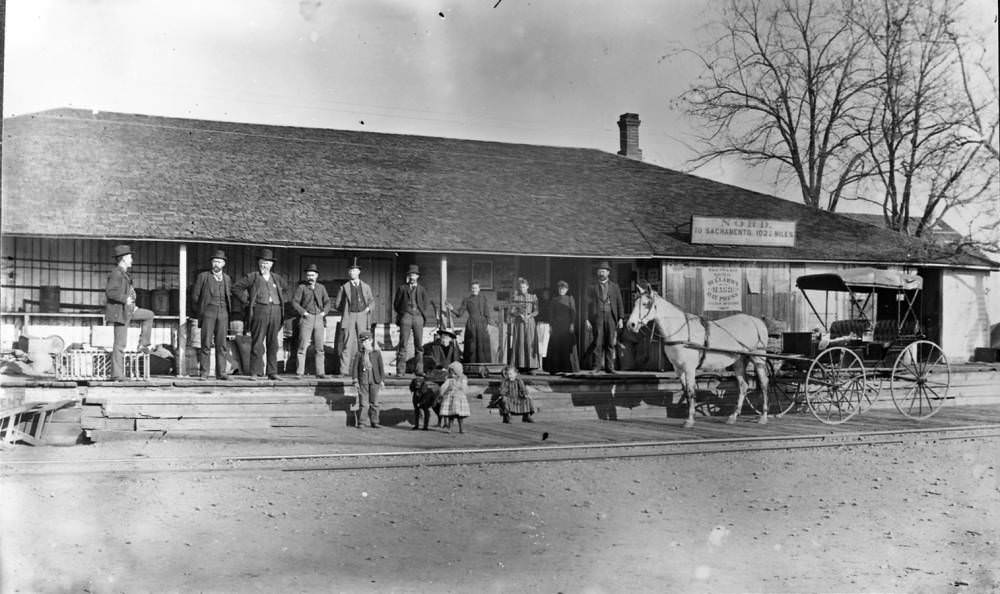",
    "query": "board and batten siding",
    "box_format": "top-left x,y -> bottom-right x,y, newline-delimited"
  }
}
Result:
661,262 -> 861,333
941,270 -> 993,360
